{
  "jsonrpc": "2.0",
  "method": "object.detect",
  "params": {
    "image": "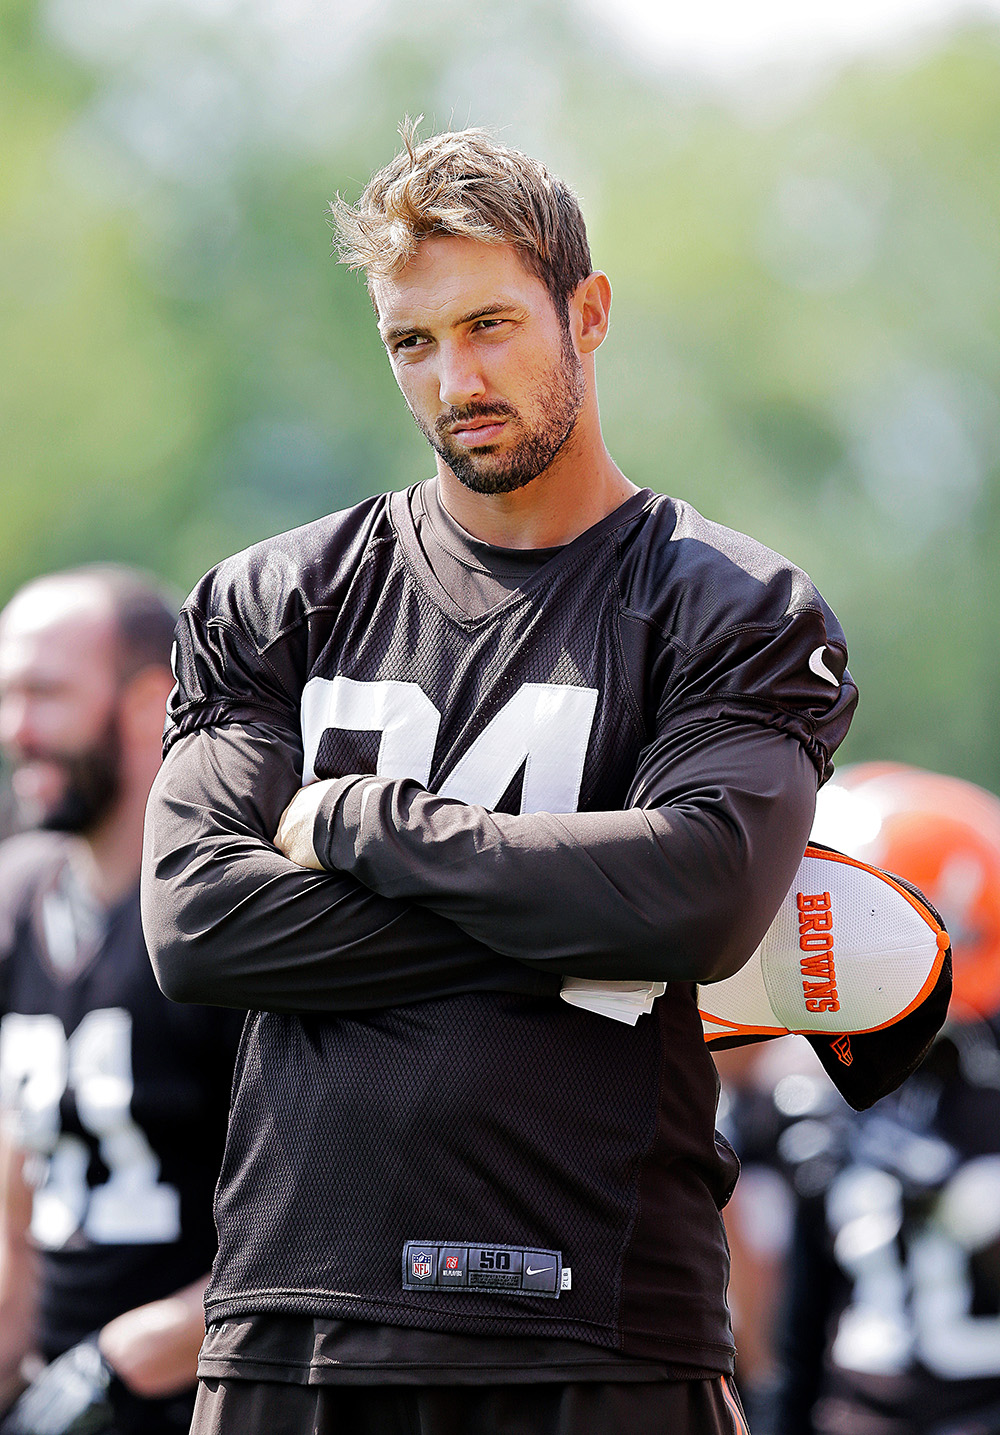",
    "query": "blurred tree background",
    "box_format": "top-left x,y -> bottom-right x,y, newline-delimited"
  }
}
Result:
2,0 -> 998,788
